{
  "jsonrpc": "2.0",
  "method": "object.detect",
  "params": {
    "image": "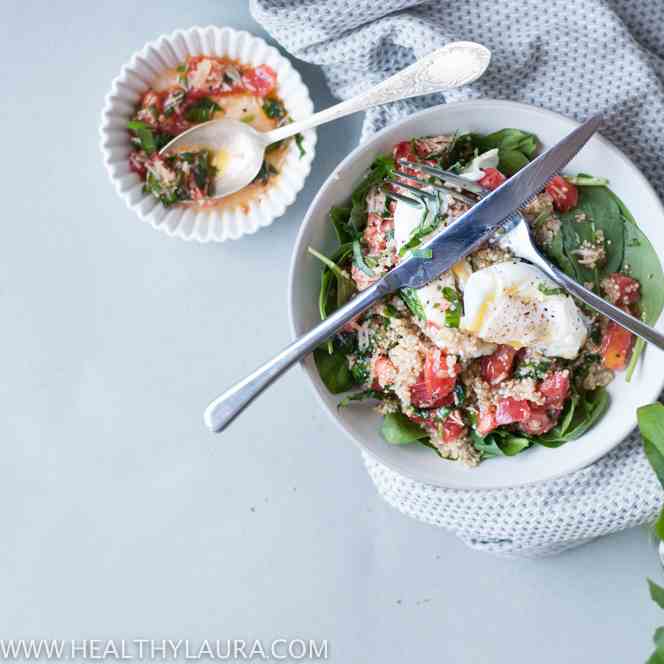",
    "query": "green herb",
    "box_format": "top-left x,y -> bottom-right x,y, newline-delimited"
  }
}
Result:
352,240 -> 375,276
127,120 -> 157,154
514,360 -> 551,380
329,206 -> 355,244
295,133 -> 306,158
565,174 -> 609,187
241,114 -> 255,124
262,97 -> 286,119
442,286 -> 462,328
350,356 -> 371,385
399,288 -> 426,322
184,97 -> 220,123
412,248 -> 433,259
398,192 -> 445,257
176,63 -> 187,73
381,412 -> 428,444
163,89 -> 186,116
537,283 -> 565,296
